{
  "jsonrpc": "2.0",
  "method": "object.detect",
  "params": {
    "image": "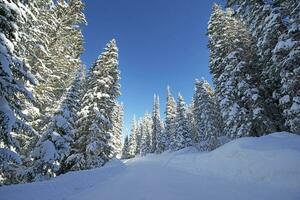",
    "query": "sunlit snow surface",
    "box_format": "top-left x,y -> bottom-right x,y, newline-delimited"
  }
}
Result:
1,132 -> 300,200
